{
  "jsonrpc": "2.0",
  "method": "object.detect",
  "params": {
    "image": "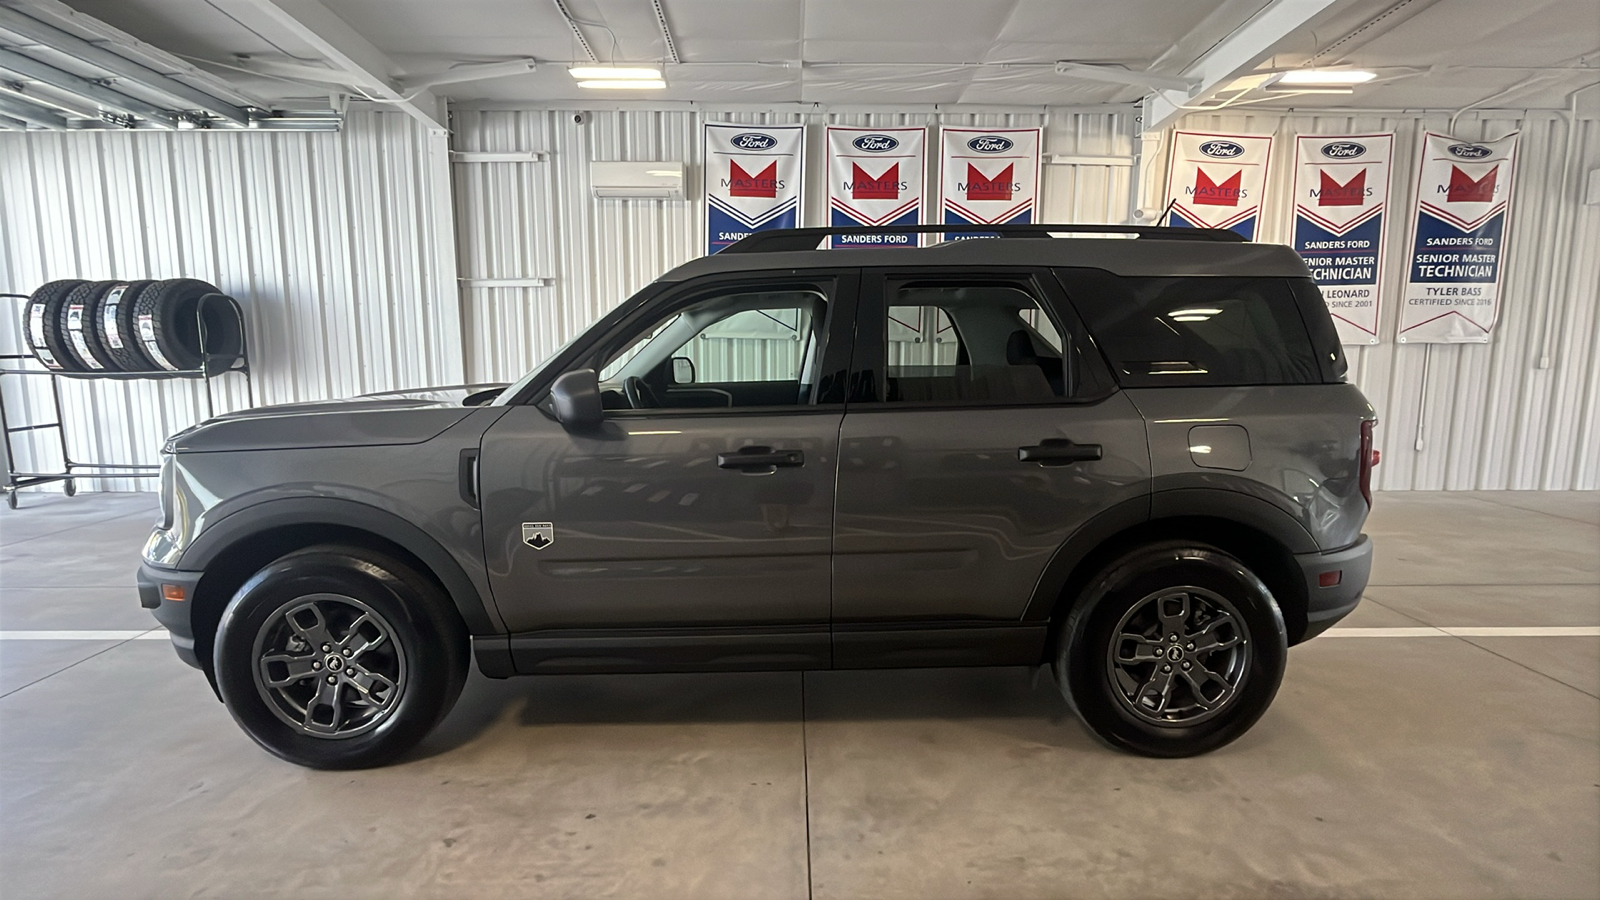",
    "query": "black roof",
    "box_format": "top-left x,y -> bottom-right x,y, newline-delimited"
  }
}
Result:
660,225 -> 1312,282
